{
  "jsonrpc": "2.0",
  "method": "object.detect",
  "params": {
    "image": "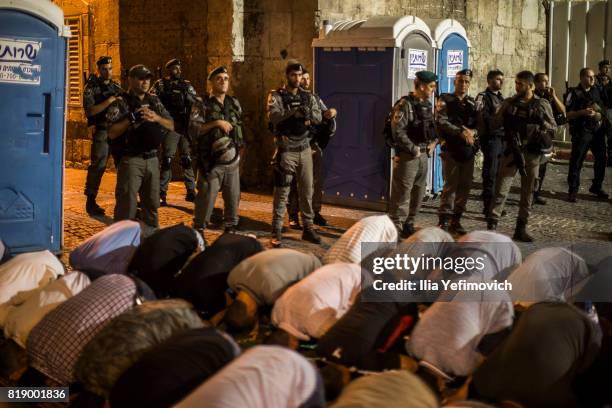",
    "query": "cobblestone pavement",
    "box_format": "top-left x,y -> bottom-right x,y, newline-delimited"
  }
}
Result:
62,159 -> 612,261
